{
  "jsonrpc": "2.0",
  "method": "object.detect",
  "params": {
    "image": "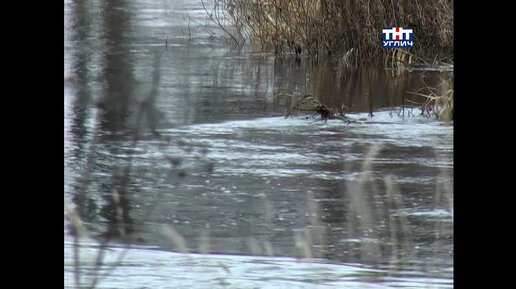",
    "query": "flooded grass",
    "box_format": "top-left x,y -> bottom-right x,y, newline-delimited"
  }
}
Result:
209,0 -> 453,64
408,77 -> 454,121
